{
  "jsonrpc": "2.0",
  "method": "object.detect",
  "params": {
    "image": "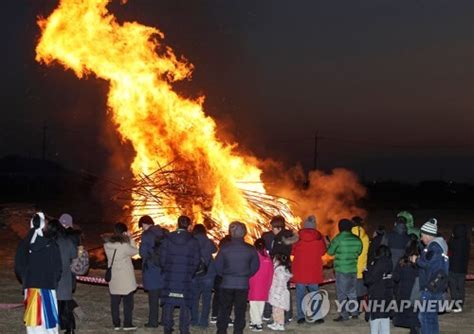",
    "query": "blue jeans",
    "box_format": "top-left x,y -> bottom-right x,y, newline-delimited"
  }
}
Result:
191,277 -> 214,327
295,283 -> 319,321
335,272 -> 358,319
419,291 -> 442,334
